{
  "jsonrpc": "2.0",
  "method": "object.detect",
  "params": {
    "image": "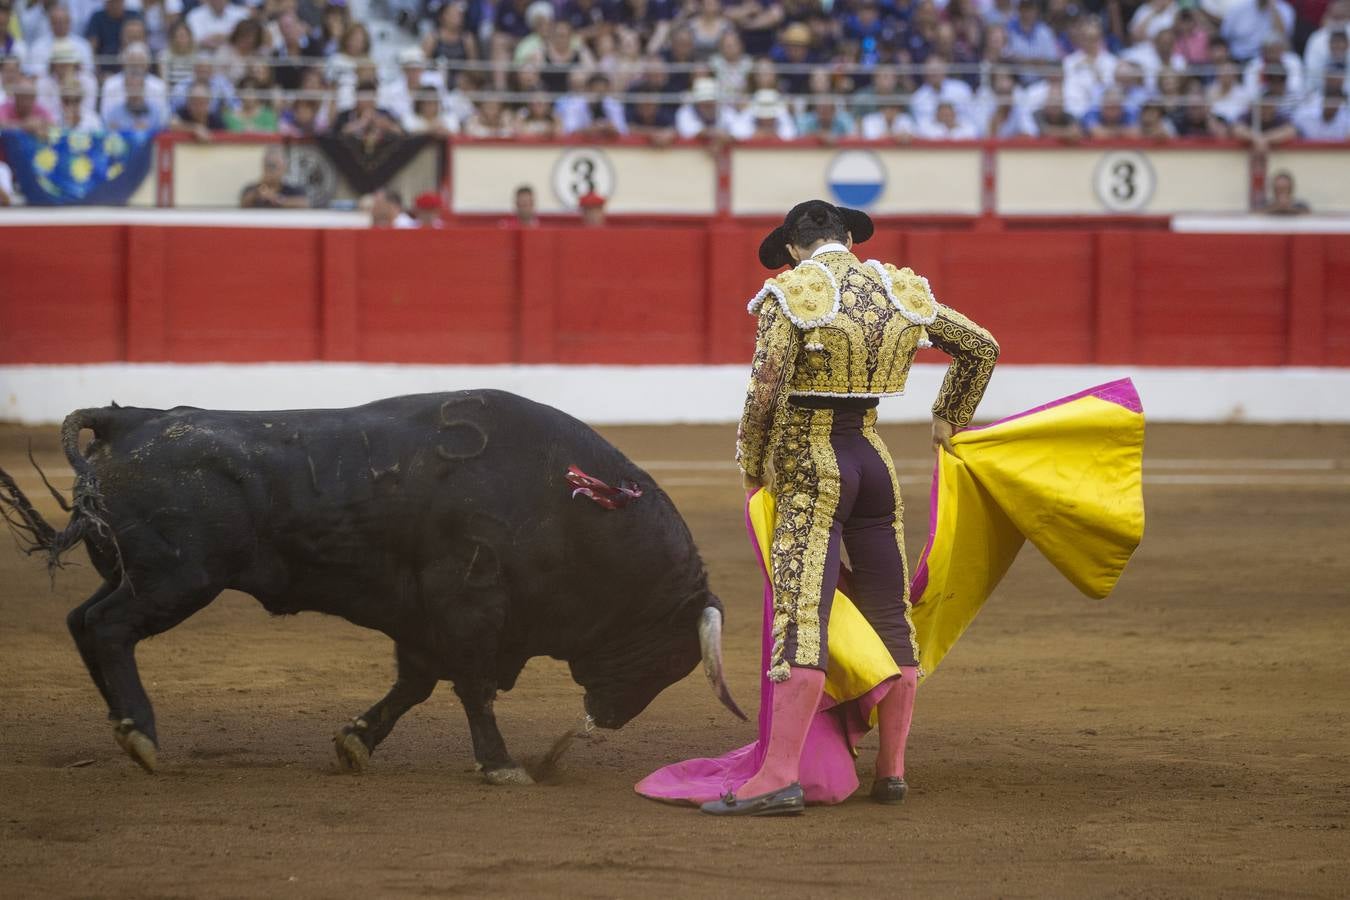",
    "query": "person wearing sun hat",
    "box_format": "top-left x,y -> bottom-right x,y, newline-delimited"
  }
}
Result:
701,200 -> 1000,816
